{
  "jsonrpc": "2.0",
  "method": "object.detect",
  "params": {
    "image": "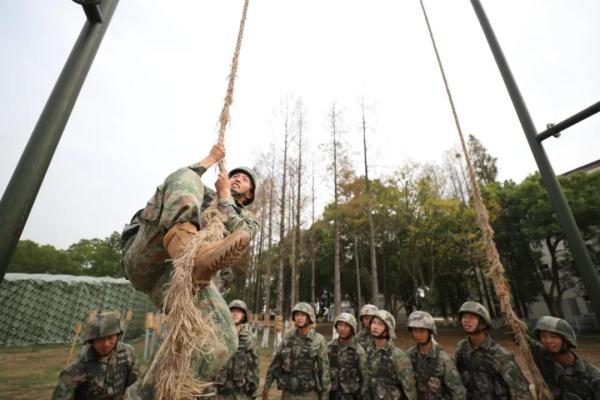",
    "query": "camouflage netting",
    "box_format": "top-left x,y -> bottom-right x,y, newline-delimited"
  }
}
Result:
0,273 -> 157,346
